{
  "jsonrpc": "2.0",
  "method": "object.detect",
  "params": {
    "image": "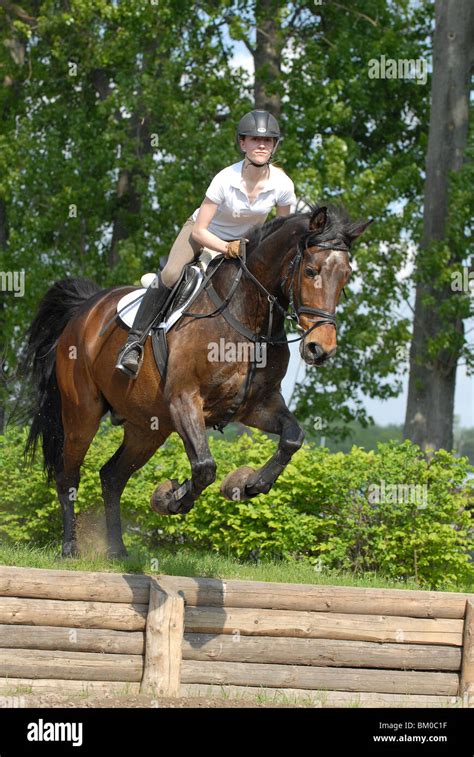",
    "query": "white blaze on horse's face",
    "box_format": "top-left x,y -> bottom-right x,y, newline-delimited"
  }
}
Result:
298,247 -> 352,367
